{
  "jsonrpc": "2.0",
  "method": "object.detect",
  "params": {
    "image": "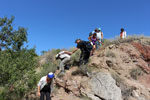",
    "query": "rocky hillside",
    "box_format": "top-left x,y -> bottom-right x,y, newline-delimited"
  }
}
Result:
26,36 -> 150,100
